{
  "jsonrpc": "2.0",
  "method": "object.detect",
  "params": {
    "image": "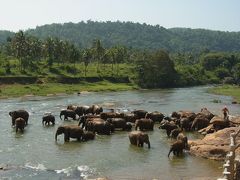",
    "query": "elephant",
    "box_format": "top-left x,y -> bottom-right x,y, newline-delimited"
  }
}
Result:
132,110 -> 148,119
170,128 -> 182,139
210,116 -> 230,131
42,114 -> 55,126
145,111 -> 164,123
177,133 -> 188,149
191,114 -> 210,131
86,120 -> 113,135
121,113 -> 138,123
129,131 -> 150,148
67,105 -> 90,116
60,109 -> 77,120
159,120 -> 178,137
125,122 -> 133,131
135,118 -> 154,131
168,133 -> 188,157
171,111 -> 181,119
68,105 -> 103,116
9,110 -> 29,126
78,114 -> 100,128
179,117 -> 192,131
55,125 -> 83,142
89,105 -> 103,115
168,139 -> 185,157
199,108 -> 214,120
82,131 -> 95,141
106,118 -> 126,131
100,112 -> 122,120
179,111 -> 196,121
15,117 -> 25,133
